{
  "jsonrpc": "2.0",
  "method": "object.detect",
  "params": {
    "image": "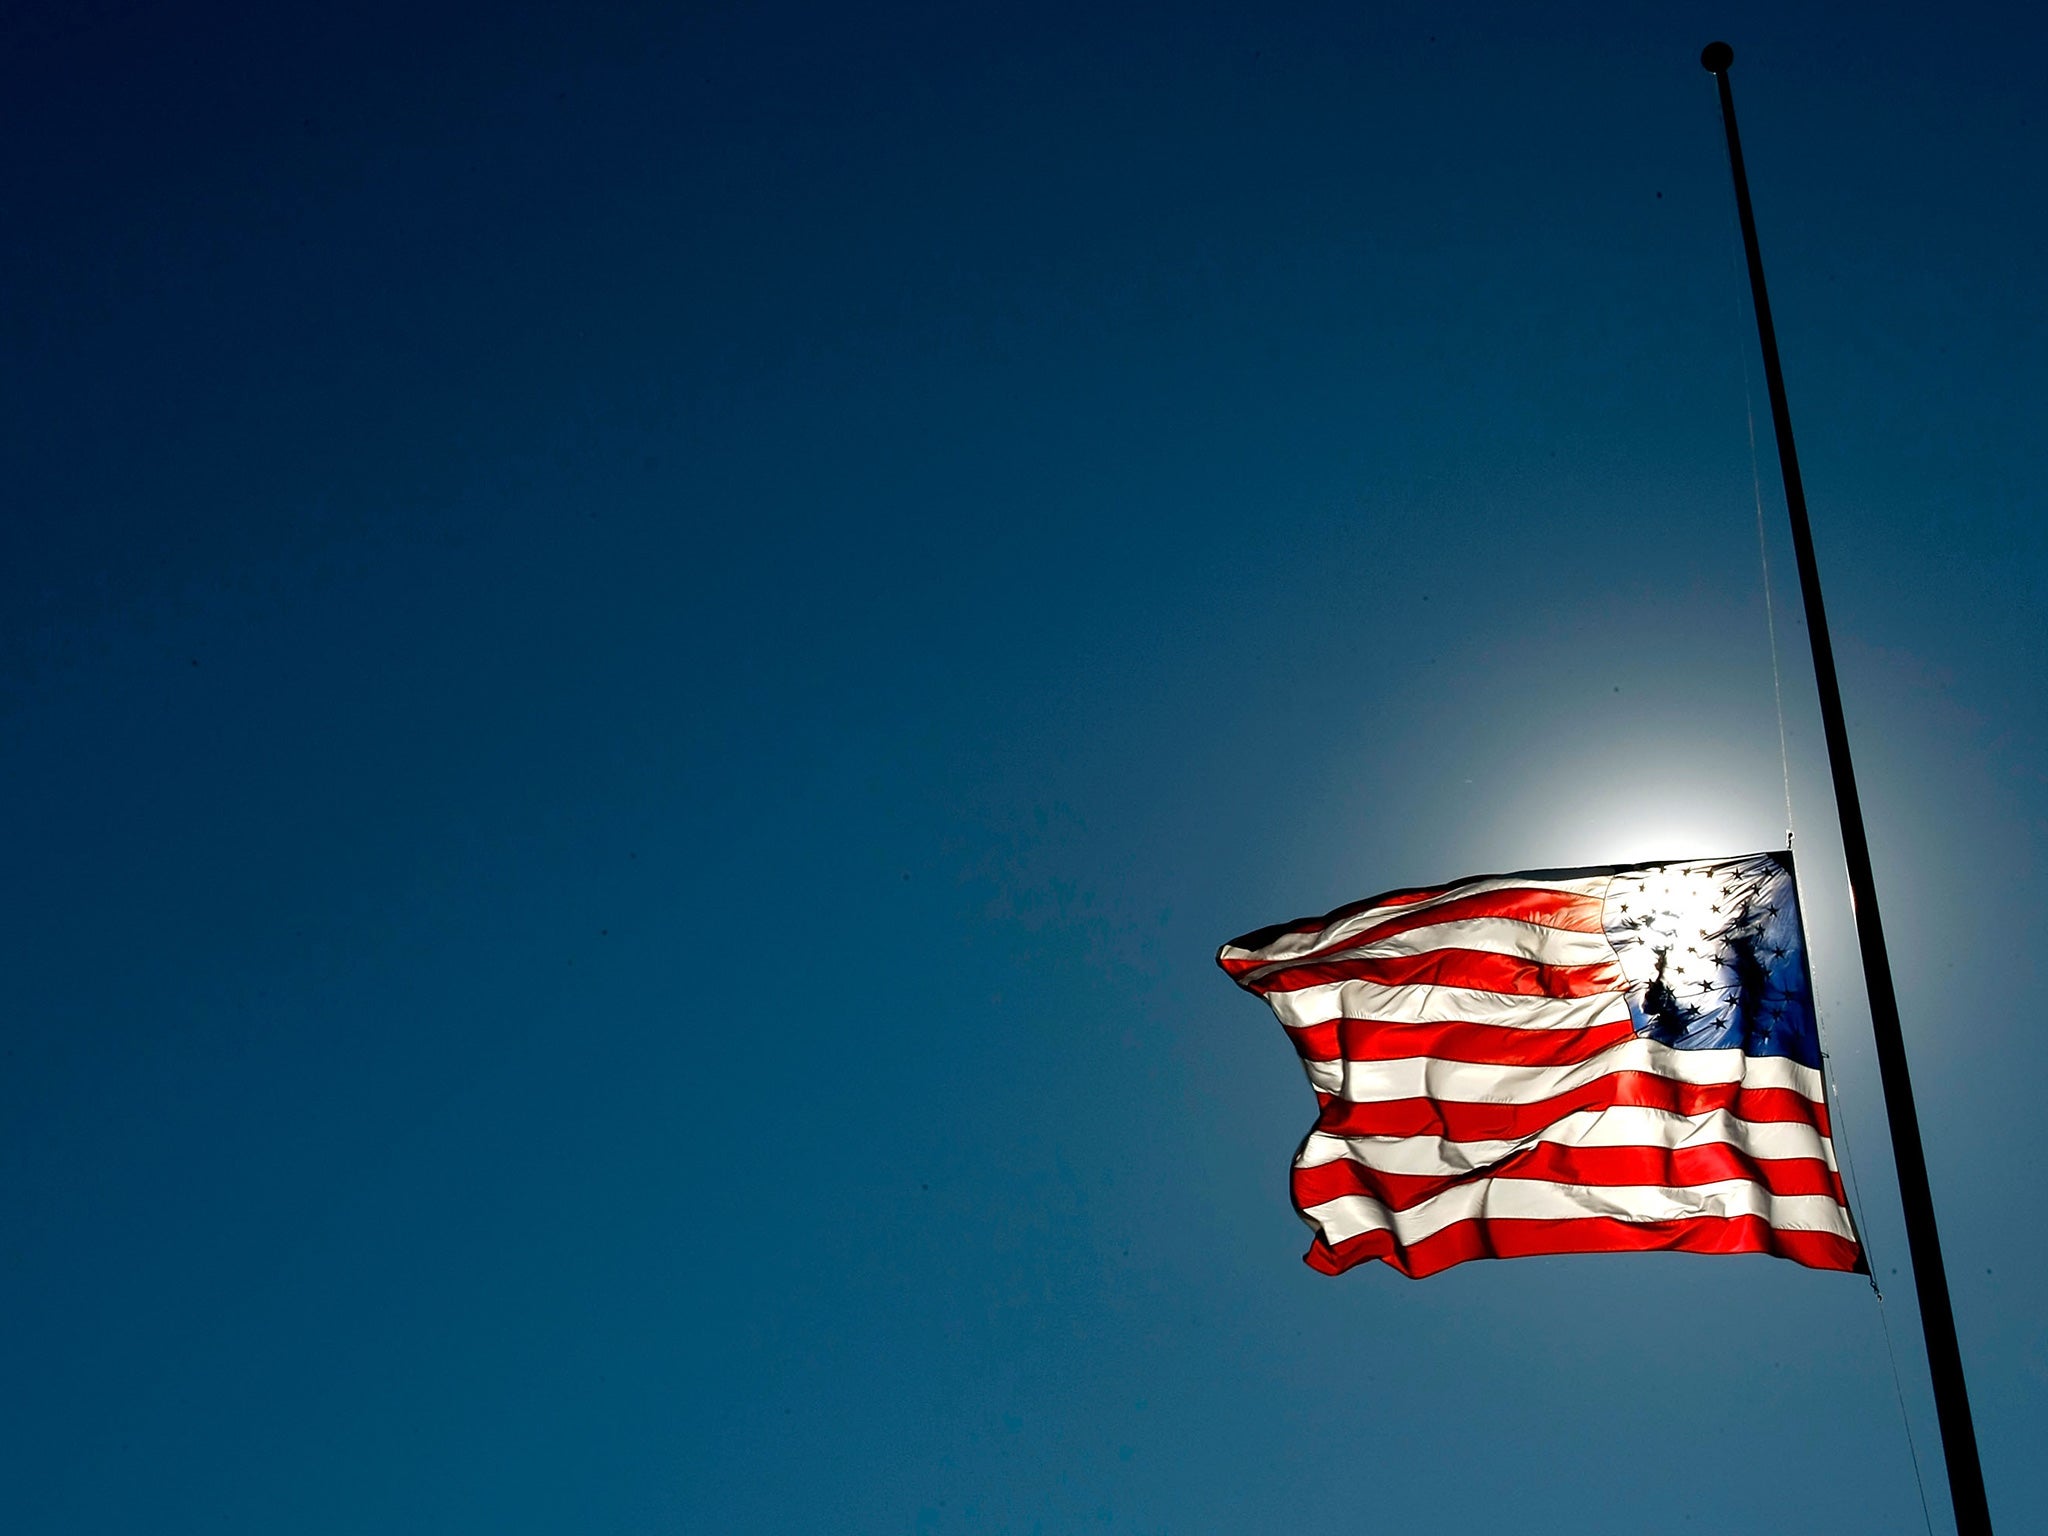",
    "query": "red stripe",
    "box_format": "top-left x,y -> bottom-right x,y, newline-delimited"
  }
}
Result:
1343,886 -> 1607,940
1304,1214 -> 1865,1280
1221,886 -> 1452,964
1314,1073 -> 1831,1139
1249,949 -> 1624,998
1287,1017 -> 1634,1067
1220,887 -> 1606,979
1292,1143 -> 1849,1214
